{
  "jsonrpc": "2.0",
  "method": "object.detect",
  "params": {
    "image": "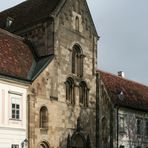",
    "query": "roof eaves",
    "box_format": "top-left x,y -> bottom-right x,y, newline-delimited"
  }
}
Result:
84,0 -> 99,38
116,104 -> 148,113
0,72 -> 31,84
